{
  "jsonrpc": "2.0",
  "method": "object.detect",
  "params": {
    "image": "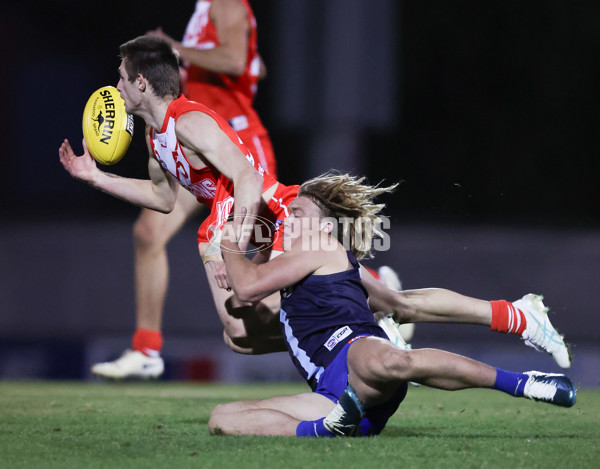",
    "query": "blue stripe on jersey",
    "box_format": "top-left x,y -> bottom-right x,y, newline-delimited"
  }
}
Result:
280,307 -> 324,383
